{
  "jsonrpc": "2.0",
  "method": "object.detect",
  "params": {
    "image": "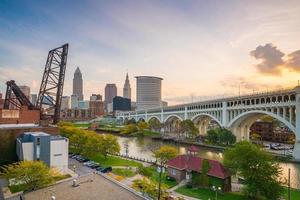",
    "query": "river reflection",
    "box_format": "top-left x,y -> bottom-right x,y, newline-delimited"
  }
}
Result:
114,135 -> 300,189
